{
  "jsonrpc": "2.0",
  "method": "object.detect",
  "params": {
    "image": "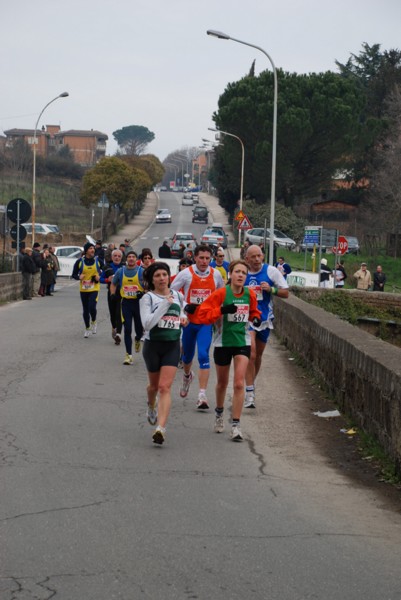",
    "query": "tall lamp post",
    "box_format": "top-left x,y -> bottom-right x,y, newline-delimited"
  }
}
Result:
208,127 -> 245,246
165,162 -> 178,186
32,92 -> 69,244
207,29 -> 277,264
170,158 -> 185,189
